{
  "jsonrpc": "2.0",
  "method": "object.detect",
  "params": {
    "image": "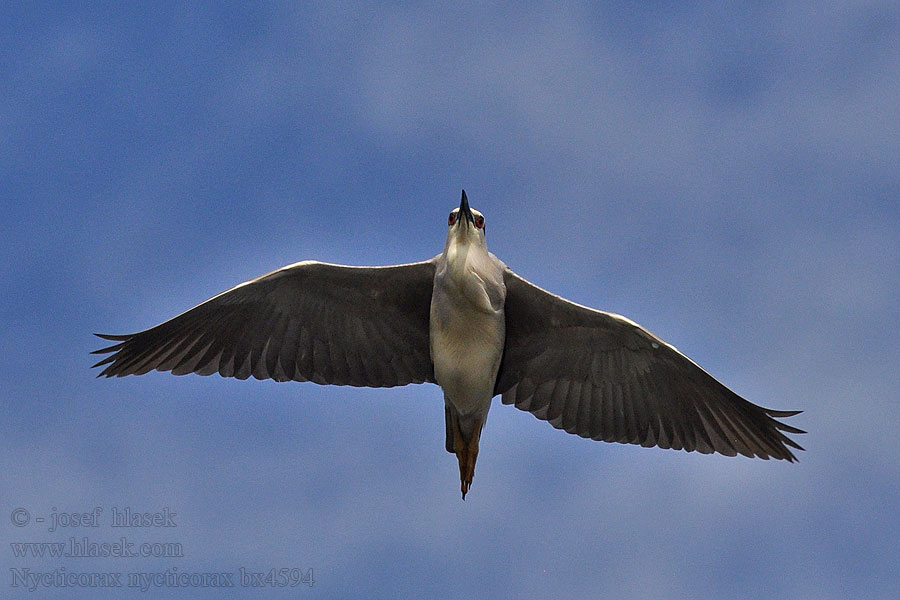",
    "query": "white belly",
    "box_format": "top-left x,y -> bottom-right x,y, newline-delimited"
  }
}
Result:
430,307 -> 505,417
